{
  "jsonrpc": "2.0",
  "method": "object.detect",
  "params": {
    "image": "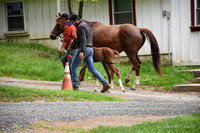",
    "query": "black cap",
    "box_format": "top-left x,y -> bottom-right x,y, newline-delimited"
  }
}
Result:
58,13 -> 69,20
70,14 -> 80,21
